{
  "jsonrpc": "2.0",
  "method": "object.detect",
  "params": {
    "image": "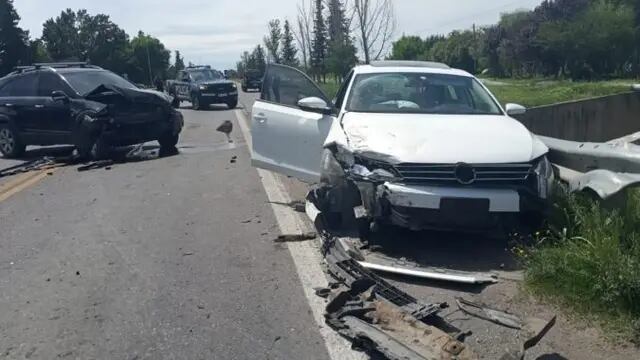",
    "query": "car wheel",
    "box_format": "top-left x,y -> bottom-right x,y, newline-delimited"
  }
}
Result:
191,95 -> 201,110
90,137 -> 110,160
171,95 -> 180,109
0,124 -> 25,158
159,132 -> 179,150
227,100 -> 238,109
242,86 -> 247,92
